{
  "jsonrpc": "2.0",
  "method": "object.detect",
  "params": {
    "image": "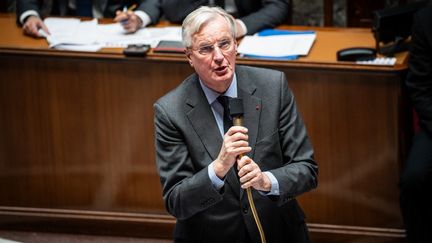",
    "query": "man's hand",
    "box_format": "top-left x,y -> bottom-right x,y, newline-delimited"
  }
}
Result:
23,16 -> 50,38
237,155 -> 271,192
114,10 -> 143,33
213,126 -> 251,179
